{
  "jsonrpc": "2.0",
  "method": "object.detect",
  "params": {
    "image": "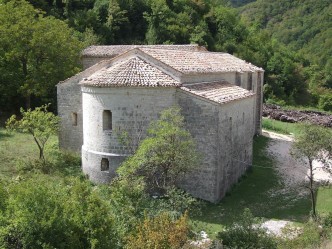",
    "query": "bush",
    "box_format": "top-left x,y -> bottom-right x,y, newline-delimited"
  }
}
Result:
318,94 -> 332,112
125,211 -> 190,249
0,175 -> 117,249
15,148 -> 81,176
277,222 -> 321,249
217,208 -> 277,249
147,187 -> 202,218
109,178 -> 202,247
